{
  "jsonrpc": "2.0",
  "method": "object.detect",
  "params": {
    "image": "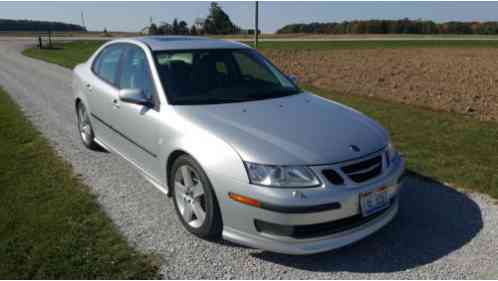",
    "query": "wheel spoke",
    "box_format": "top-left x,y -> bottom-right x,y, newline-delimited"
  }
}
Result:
80,107 -> 87,121
182,203 -> 193,222
174,181 -> 187,195
191,183 -> 204,198
174,189 -> 185,206
81,124 -> 89,135
192,200 -> 206,223
181,166 -> 193,187
174,164 -> 208,228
